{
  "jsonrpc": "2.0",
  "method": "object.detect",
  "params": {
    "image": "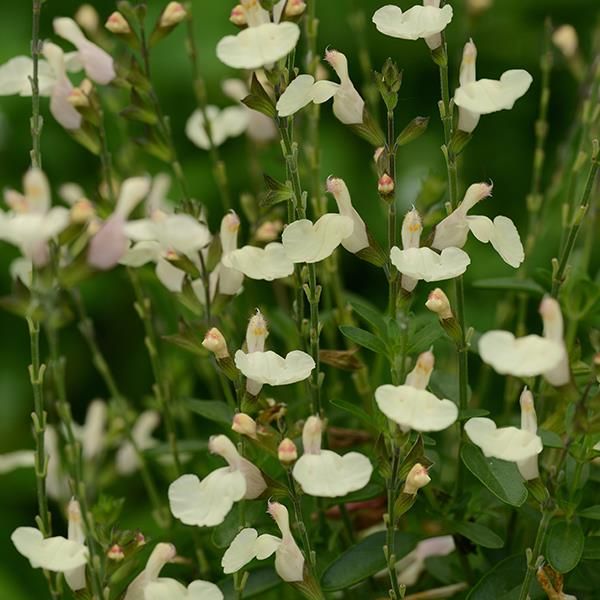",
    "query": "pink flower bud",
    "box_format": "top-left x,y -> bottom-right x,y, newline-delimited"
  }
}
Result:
107,544 -> 125,561
378,173 -> 395,195
425,288 -> 453,320
232,413 -> 258,439
68,87 -> 89,108
285,0 -> 307,17
230,5 -> 247,26
278,438 -> 298,463
255,220 -> 283,242
403,463 -> 431,495
160,2 -> 187,28
202,327 -> 229,359
105,12 -> 131,34
70,199 -> 95,224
